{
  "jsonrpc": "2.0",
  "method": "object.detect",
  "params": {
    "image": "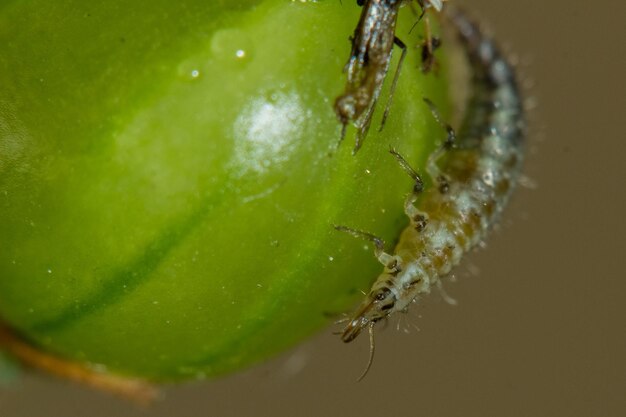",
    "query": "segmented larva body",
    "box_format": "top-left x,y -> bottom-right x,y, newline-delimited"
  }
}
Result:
340,8 -> 526,342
